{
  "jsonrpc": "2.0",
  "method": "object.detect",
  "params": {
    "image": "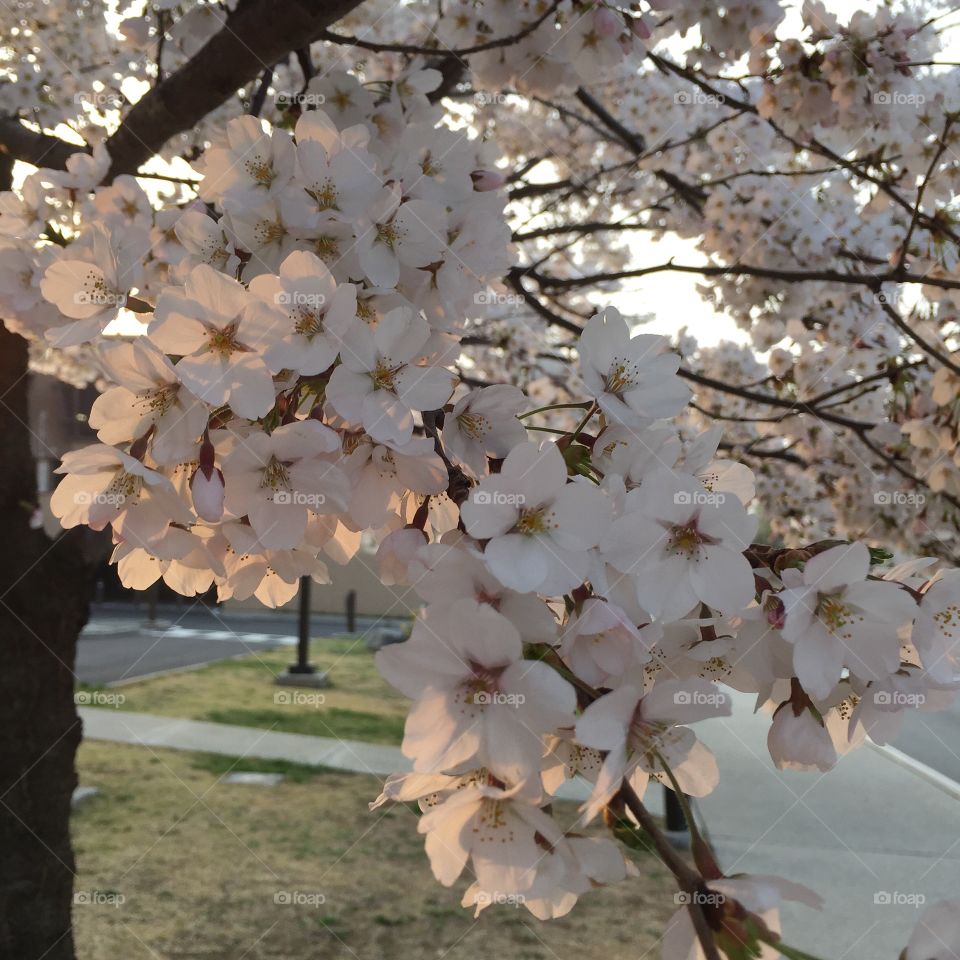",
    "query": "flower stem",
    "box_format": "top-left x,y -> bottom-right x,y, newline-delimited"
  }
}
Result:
518,401 -> 592,419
